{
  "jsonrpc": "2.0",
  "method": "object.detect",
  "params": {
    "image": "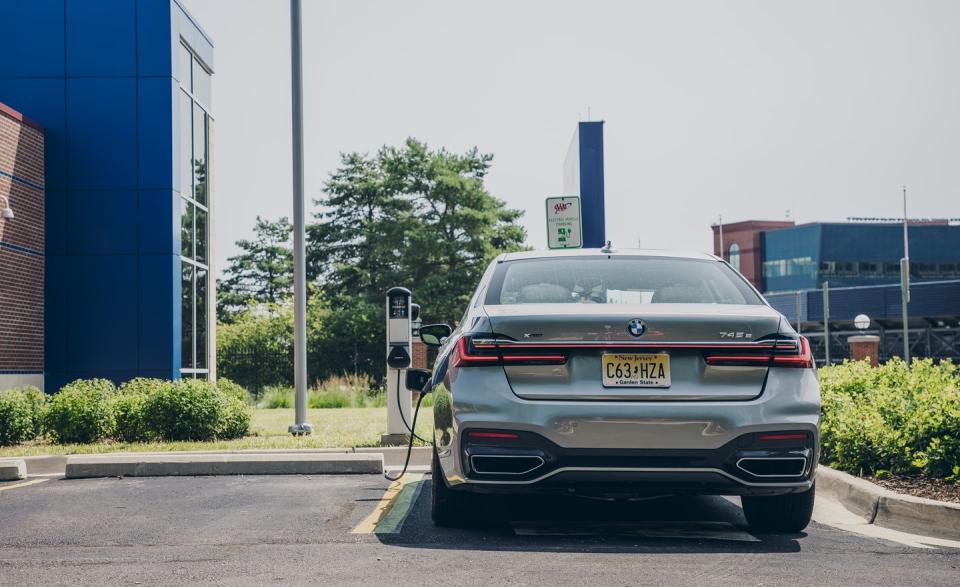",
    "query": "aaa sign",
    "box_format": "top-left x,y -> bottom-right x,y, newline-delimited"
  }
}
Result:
545,196 -> 582,249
